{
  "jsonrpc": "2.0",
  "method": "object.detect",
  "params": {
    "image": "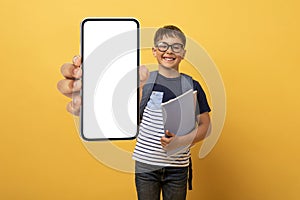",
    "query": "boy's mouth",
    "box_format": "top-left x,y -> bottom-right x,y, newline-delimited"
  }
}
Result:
162,56 -> 176,61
